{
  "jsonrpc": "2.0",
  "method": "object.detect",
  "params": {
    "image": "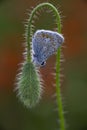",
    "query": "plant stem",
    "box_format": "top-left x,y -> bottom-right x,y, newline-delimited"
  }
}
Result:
26,2 -> 65,130
26,3 -> 61,62
56,49 -> 65,130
